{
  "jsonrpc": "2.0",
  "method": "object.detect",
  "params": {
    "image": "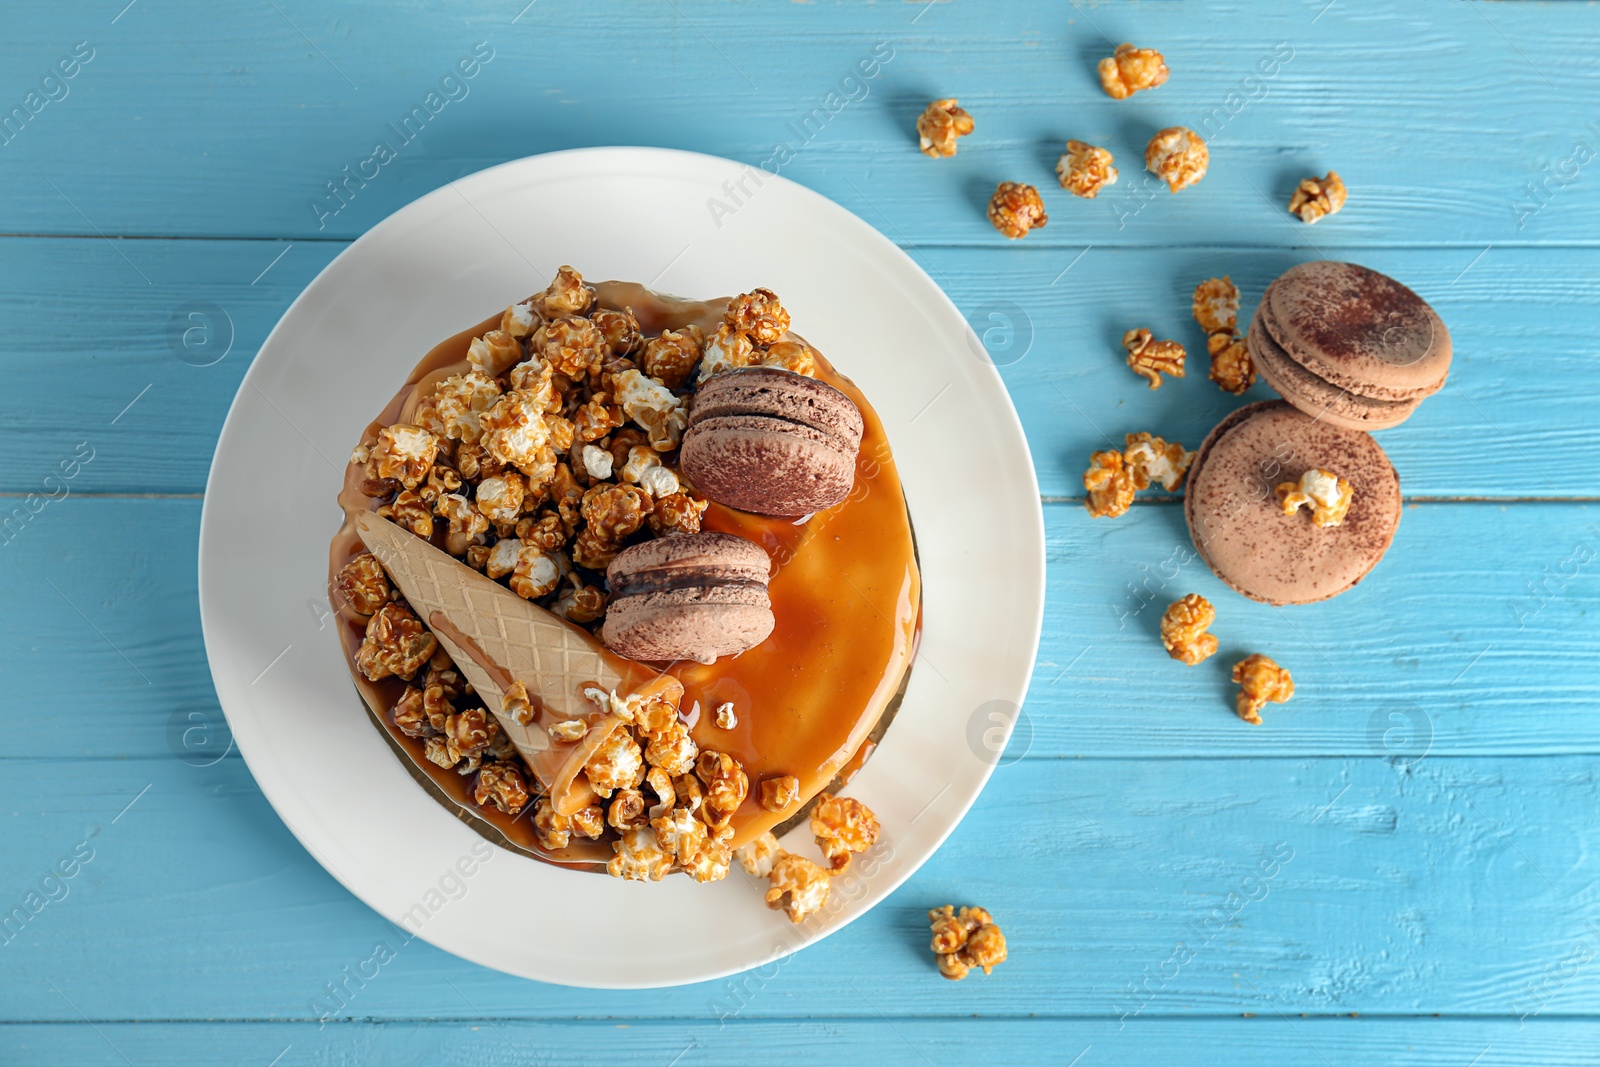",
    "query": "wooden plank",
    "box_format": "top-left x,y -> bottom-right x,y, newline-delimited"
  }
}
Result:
0,2 -> 1591,247
3,1019 -> 1598,1067
1,237 -> 1595,499
2,753 -> 1598,1021
9,497 -> 1599,760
